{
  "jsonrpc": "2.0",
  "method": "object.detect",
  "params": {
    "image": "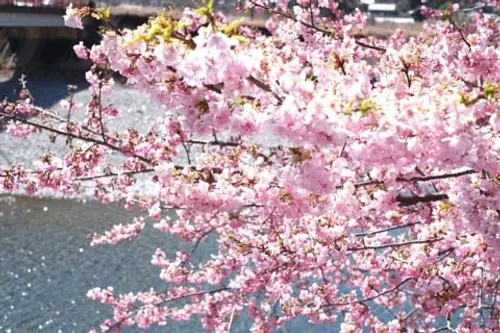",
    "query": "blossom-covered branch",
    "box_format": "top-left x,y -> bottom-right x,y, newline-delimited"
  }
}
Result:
1,1 -> 499,332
